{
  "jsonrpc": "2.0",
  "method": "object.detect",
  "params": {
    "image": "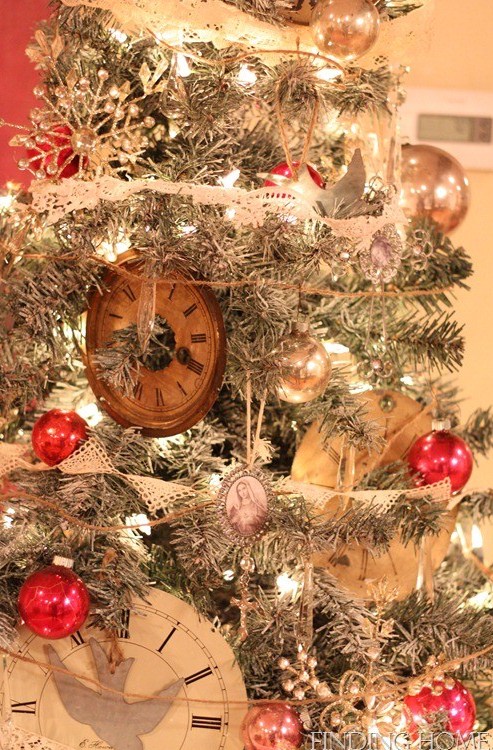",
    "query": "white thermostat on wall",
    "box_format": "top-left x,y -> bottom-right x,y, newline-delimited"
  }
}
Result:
400,88 -> 493,170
